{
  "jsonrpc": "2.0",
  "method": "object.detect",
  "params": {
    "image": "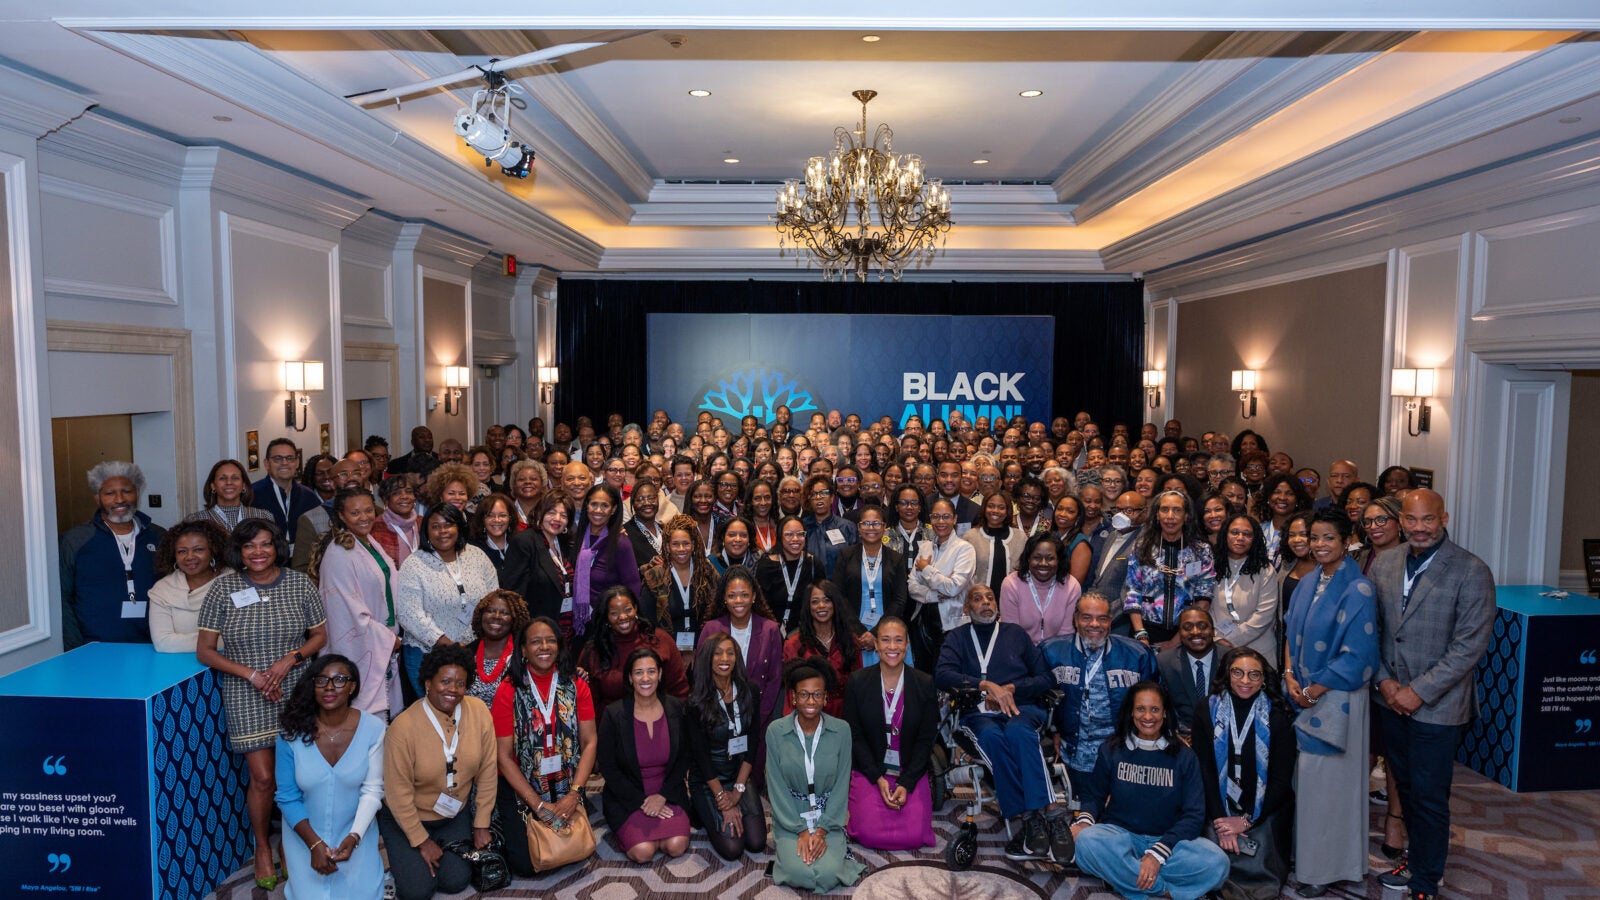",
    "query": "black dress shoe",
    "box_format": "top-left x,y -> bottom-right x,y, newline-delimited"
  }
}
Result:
1296,883 -> 1330,898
